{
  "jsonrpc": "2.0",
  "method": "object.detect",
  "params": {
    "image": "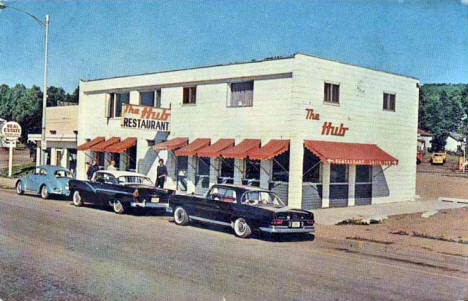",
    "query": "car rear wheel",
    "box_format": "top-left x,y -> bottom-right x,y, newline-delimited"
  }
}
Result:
16,181 -> 24,195
113,200 -> 125,214
174,206 -> 189,225
233,218 -> 252,238
72,190 -> 83,206
40,185 -> 49,199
